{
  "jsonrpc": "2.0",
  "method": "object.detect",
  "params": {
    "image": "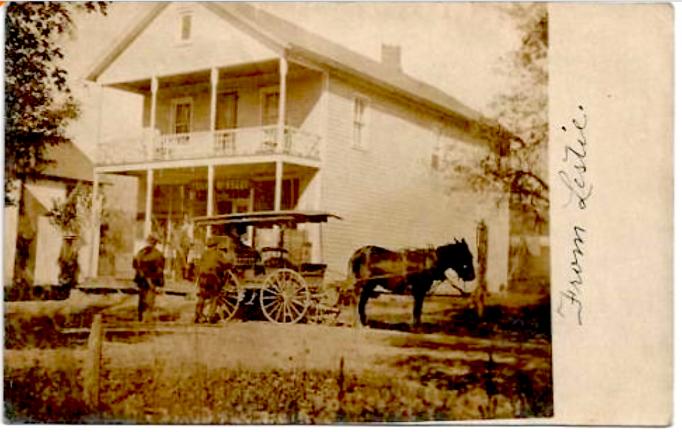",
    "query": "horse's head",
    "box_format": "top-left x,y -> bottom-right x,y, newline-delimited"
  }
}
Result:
436,238 -> 475,282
